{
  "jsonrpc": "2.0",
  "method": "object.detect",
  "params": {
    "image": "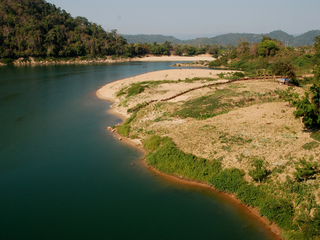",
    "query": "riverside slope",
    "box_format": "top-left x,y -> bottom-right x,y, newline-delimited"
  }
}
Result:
96,68 -> 290,239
